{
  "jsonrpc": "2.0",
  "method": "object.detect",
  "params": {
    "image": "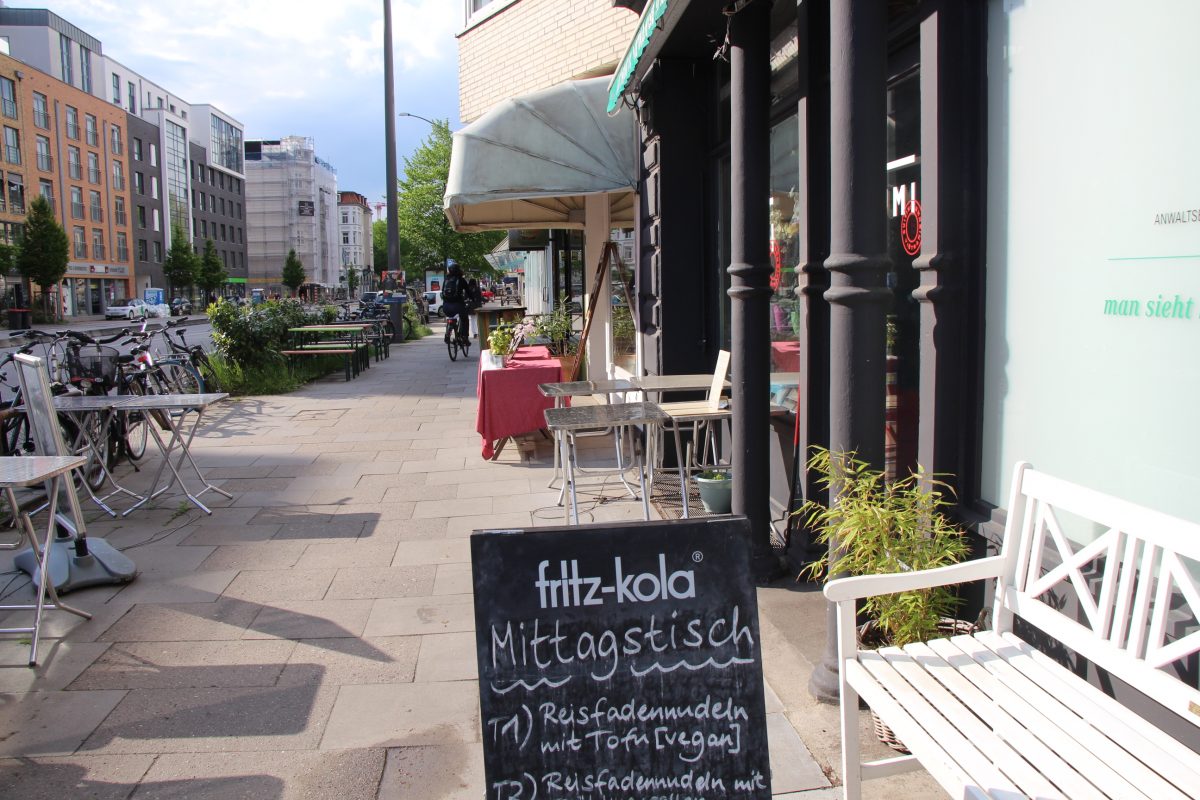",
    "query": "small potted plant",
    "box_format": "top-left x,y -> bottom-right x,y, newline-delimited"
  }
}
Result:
693,469 -> 732,514
798,447 -> 970,750
484,324 -> 514,369
536,295 -> 578,368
